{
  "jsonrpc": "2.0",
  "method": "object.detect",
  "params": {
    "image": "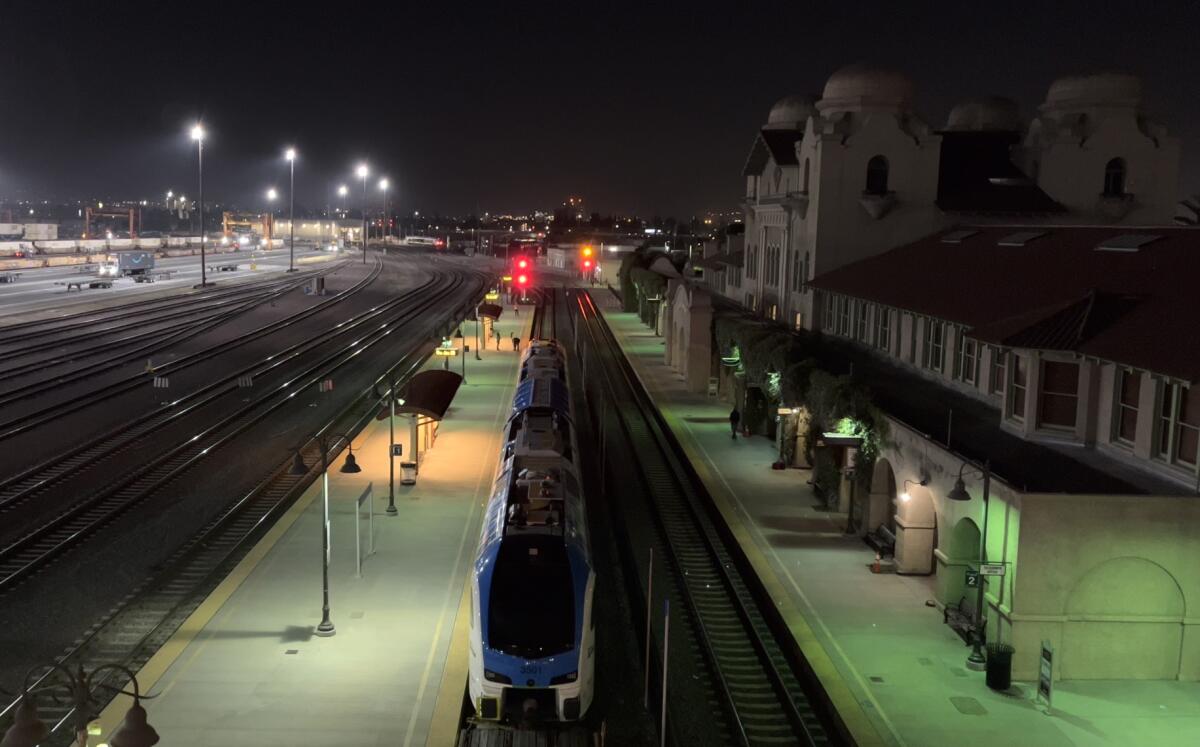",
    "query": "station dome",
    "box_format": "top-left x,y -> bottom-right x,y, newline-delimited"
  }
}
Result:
945,96 -> 1022,132
764,95 -> 817,130
817,64 -> 914,114
1043,73 -> 1141,111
